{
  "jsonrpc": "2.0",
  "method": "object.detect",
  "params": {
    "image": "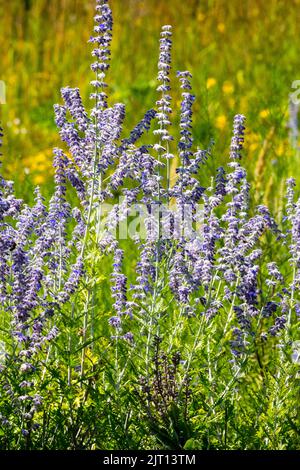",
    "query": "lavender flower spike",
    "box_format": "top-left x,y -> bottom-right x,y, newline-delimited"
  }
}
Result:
177,71 -> 195,166
154,25 -> 174,156
111,248 -> 128,320
89,0 -> 113,110
122,109 -> 156,148
230,114 -> 246,161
